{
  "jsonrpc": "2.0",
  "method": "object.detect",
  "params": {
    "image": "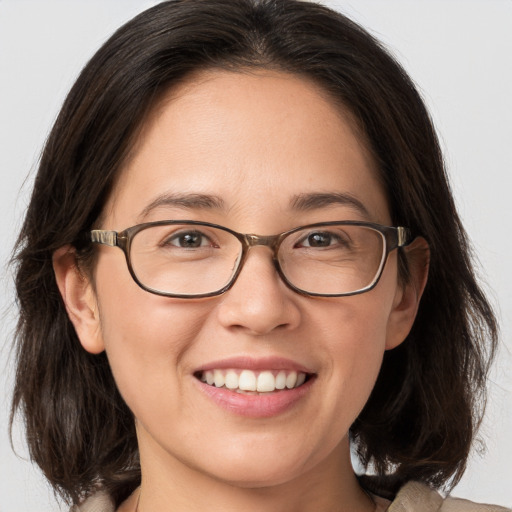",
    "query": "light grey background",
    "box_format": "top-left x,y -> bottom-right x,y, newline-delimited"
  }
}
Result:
1,1 -> 511,510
